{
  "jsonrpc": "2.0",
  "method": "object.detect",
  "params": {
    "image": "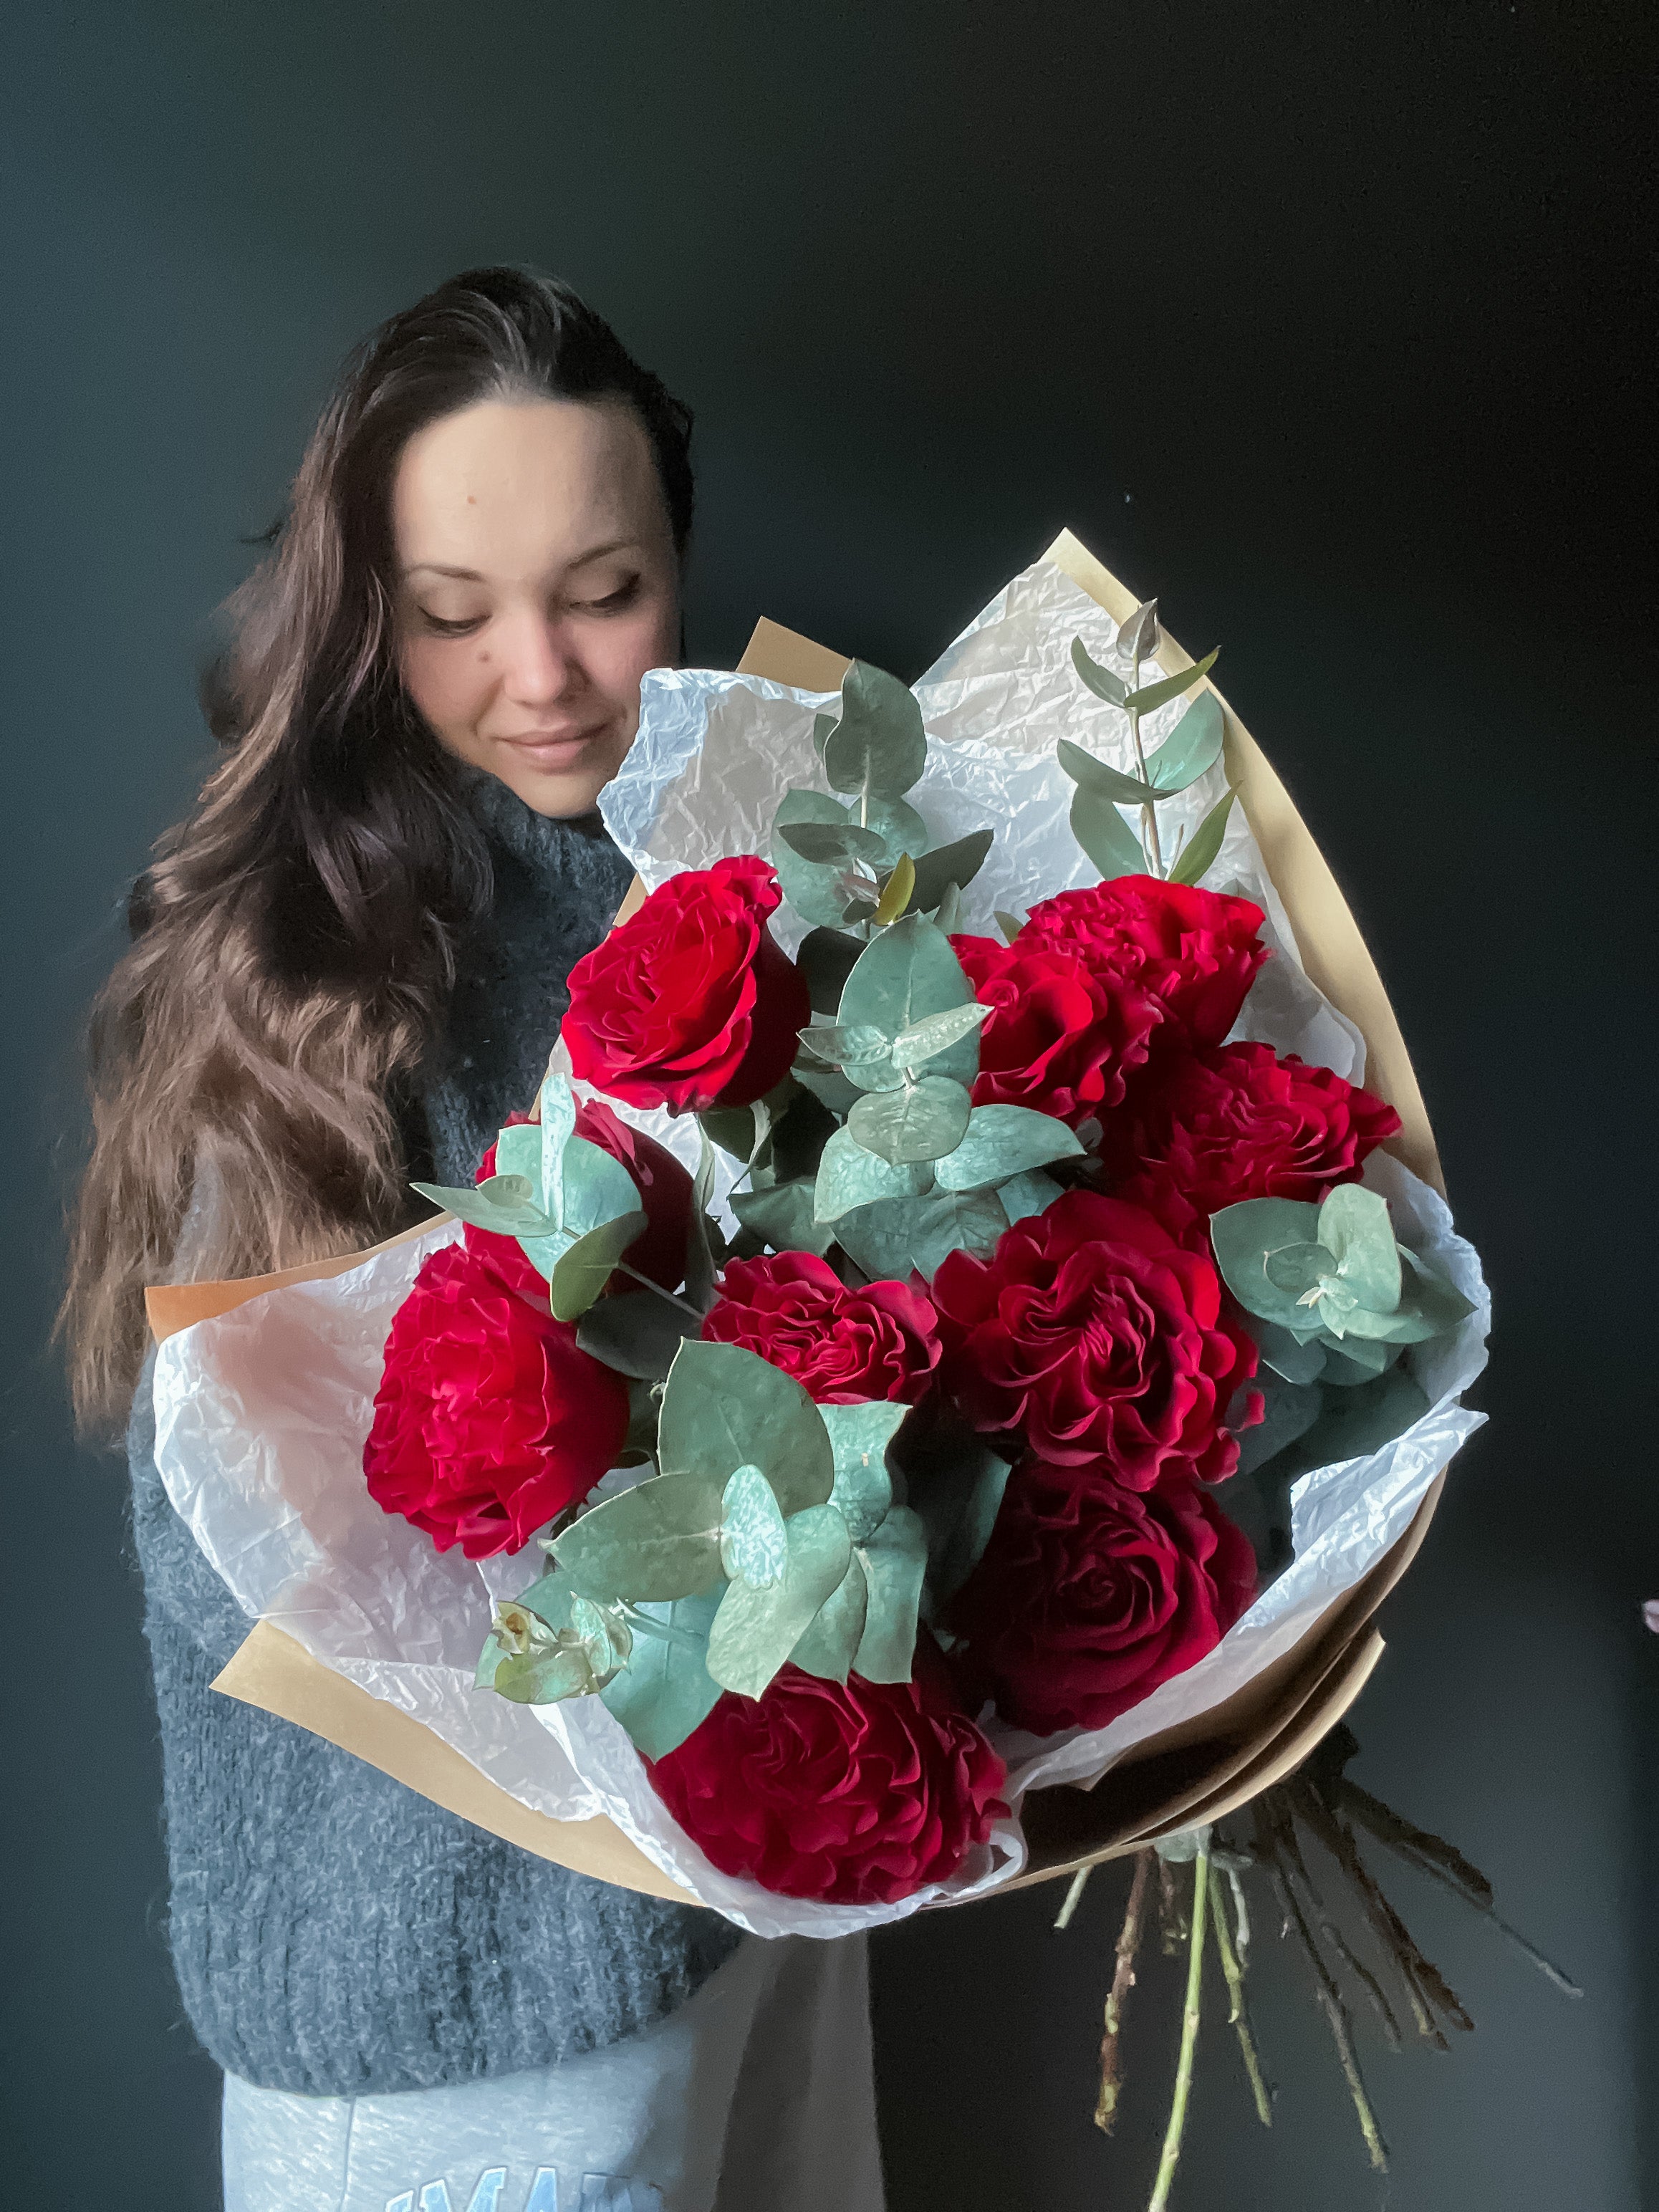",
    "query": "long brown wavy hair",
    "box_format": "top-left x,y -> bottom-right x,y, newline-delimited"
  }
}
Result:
62,266 -> 694,1441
